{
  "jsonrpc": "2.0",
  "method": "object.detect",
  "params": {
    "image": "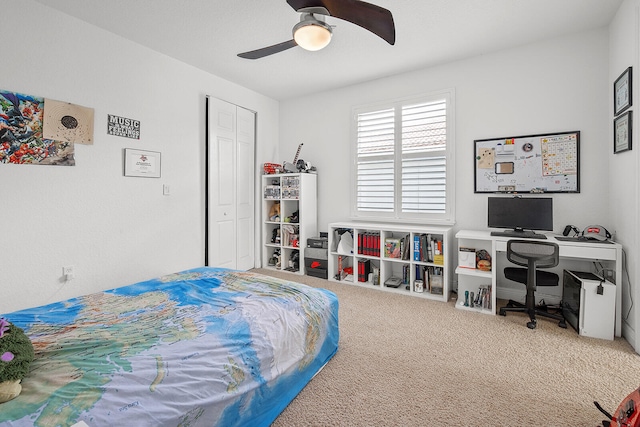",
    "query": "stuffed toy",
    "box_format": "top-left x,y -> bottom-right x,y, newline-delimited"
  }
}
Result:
0,318 -> 34,403
269,201 -> 280,221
